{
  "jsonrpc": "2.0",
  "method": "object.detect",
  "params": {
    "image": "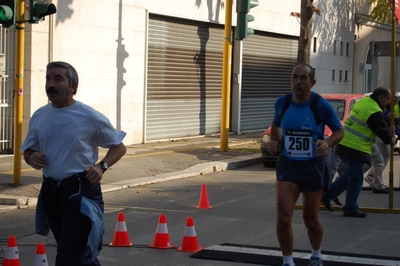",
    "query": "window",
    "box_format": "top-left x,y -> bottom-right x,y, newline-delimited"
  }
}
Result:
339,70 -> 342,81
333,41 -> 337,55
313,37 -> 317,53
345,71 -> 348,81
346,42 -> 349,57
332,70 -> 335,81
340,41 -> 344,56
